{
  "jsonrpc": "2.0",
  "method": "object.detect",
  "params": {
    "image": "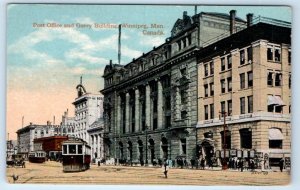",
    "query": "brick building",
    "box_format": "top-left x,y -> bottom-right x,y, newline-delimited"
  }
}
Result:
196,21 -> 291,168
